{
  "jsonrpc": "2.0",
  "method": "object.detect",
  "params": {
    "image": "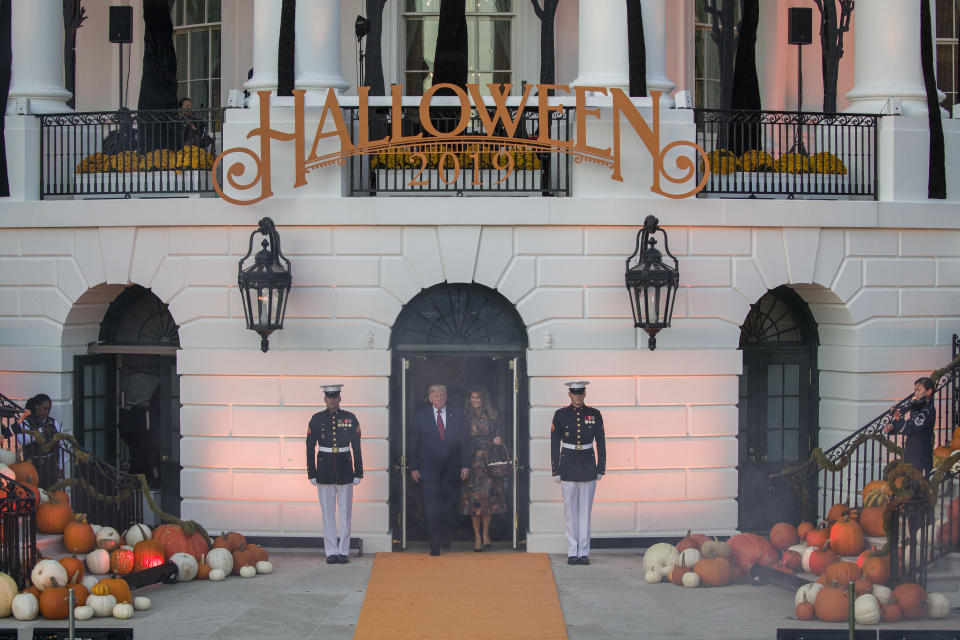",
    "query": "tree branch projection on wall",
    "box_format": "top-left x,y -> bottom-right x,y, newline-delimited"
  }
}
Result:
812,0 -> 853,114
